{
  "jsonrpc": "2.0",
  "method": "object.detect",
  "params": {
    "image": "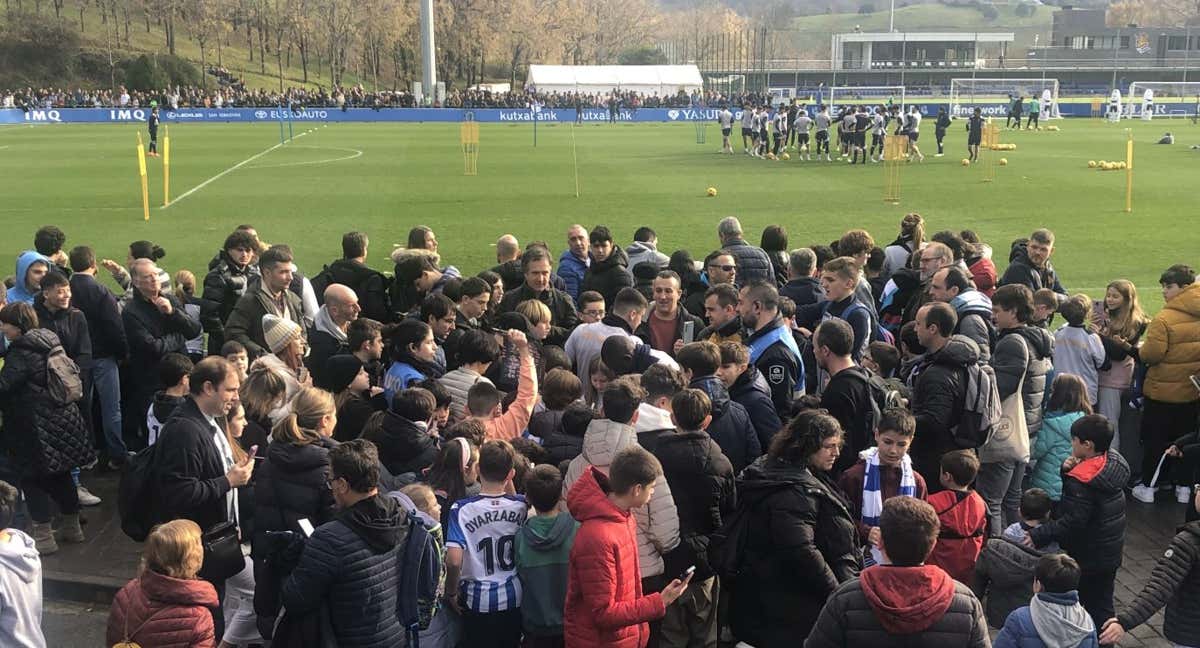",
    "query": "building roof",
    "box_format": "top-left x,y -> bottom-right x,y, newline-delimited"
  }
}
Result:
834,31 -> 1015,43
